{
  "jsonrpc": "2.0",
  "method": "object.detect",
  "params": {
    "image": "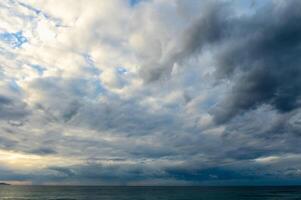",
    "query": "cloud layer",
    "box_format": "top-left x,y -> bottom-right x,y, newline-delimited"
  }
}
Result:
0,0 -> 301,185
